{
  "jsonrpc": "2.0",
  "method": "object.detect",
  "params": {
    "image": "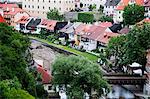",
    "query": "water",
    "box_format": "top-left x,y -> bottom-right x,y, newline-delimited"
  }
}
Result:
107,85 -> 135,99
